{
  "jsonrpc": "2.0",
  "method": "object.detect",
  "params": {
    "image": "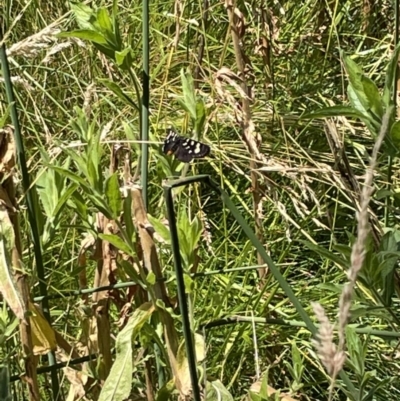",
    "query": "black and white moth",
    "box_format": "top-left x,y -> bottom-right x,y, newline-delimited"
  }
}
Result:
162,129 -> 210,163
